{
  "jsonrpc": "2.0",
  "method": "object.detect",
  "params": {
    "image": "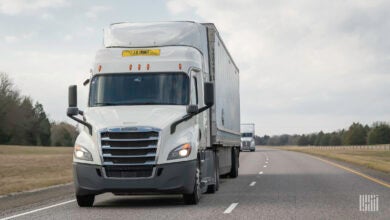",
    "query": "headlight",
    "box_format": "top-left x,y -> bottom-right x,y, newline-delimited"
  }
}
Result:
74,145 -> 93,161
167,143 -> 191,160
